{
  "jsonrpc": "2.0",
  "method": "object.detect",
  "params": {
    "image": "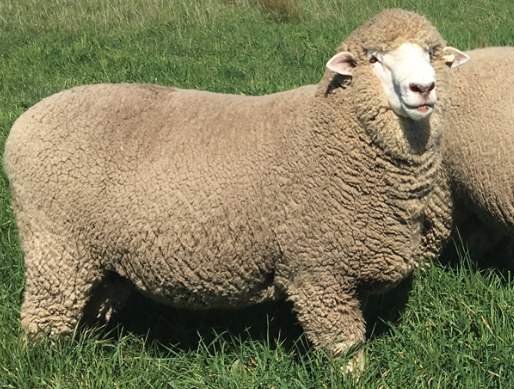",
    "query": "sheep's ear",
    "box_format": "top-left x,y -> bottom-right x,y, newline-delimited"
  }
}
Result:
442,47 -> 470,68
326,52 -> 357,75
